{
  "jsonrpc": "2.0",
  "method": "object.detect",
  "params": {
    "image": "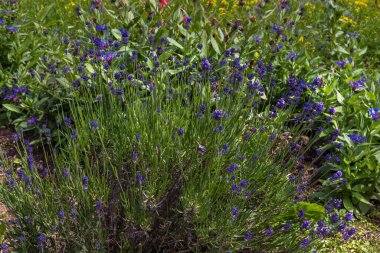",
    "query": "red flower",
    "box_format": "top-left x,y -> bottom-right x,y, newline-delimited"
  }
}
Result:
161,0 -> 168,7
